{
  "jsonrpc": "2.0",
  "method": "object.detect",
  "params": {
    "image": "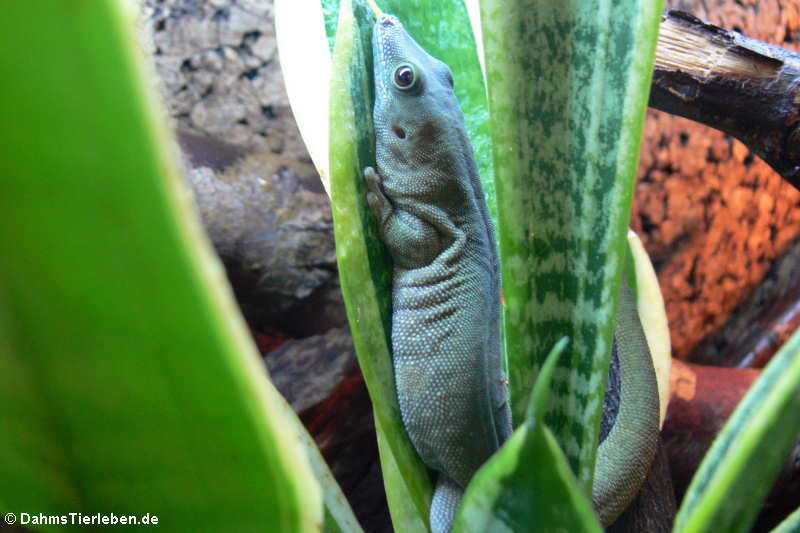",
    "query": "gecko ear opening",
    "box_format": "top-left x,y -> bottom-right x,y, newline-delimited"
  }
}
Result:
393,126 -> 406,139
